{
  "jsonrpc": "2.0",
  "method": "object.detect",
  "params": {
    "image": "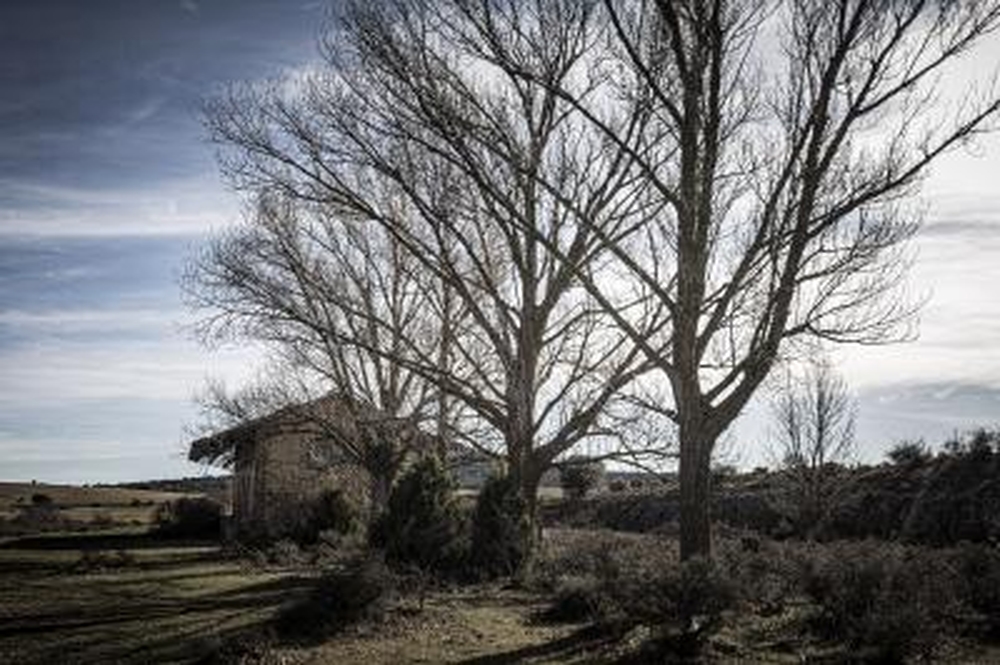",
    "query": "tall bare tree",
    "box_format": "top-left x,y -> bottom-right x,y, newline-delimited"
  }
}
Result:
187,193 -> 445,522
530,0 -> 1000,559
771,360 -> 856,533
197,0 -> 659,562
